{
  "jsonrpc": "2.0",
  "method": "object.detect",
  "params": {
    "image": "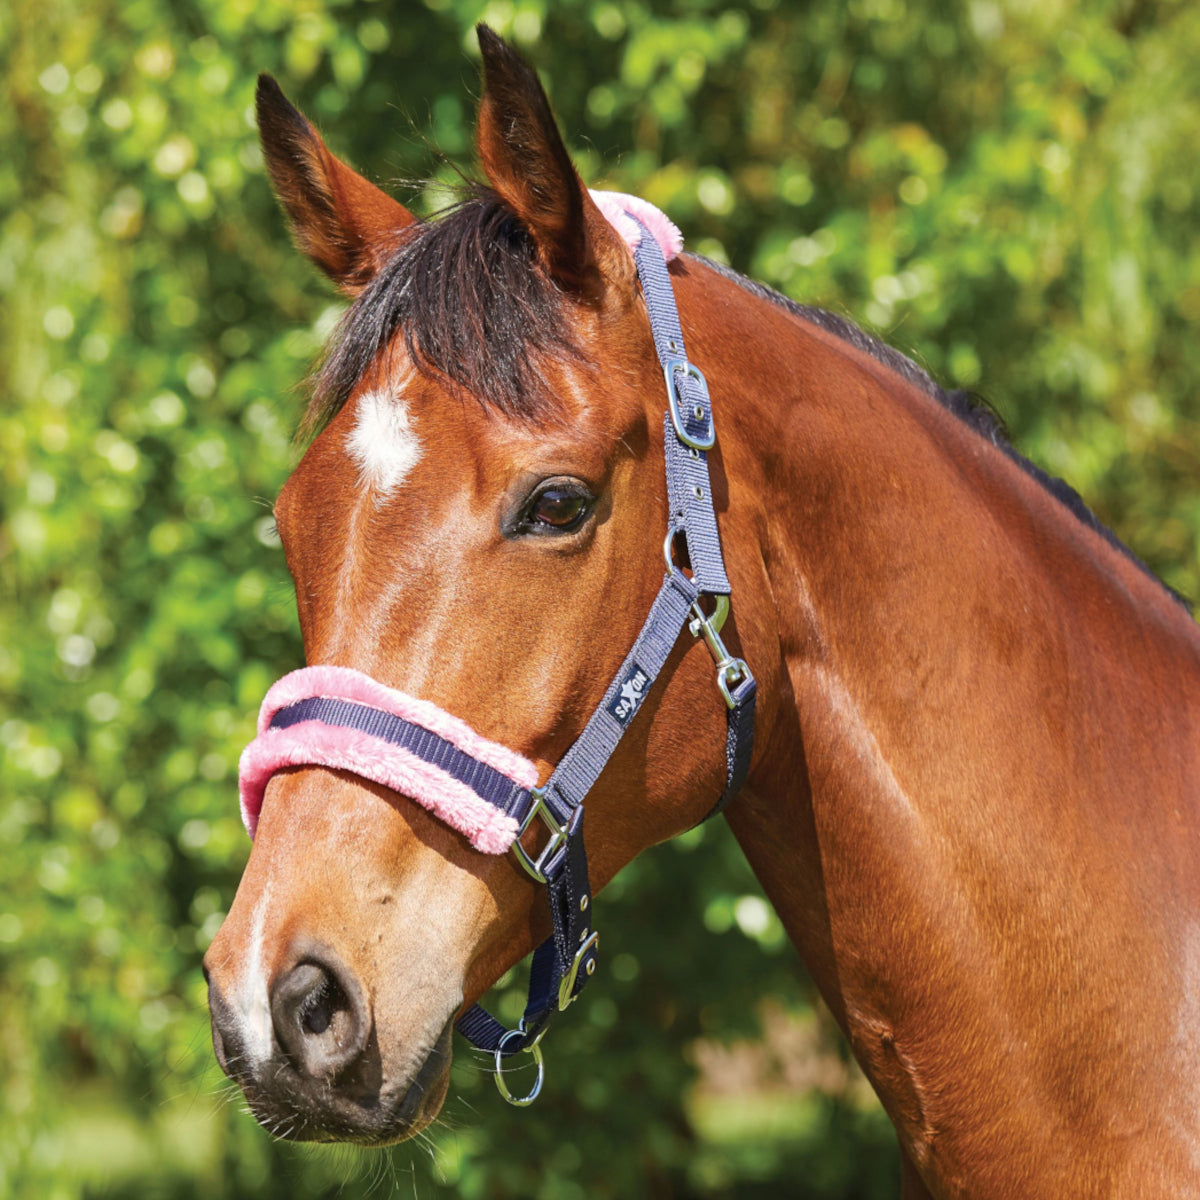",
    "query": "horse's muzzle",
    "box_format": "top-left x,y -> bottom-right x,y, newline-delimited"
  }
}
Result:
206,947 -> 452,1143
